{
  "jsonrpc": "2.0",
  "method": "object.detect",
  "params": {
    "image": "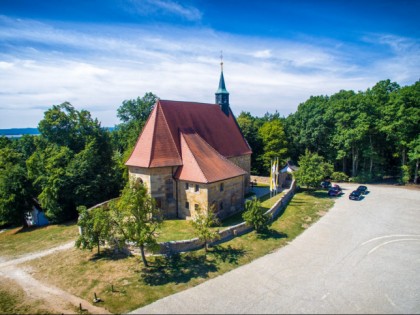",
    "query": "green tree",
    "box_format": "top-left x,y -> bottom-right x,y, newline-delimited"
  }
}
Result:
75,205 -> 111,254
242,197 -> 269,233
258,119 -> 288,174
191,205 -> 220,253
110,180 -> 162,267
408,136 -> 420,184
0,147 -> 32,226
295,150 -> 333,189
